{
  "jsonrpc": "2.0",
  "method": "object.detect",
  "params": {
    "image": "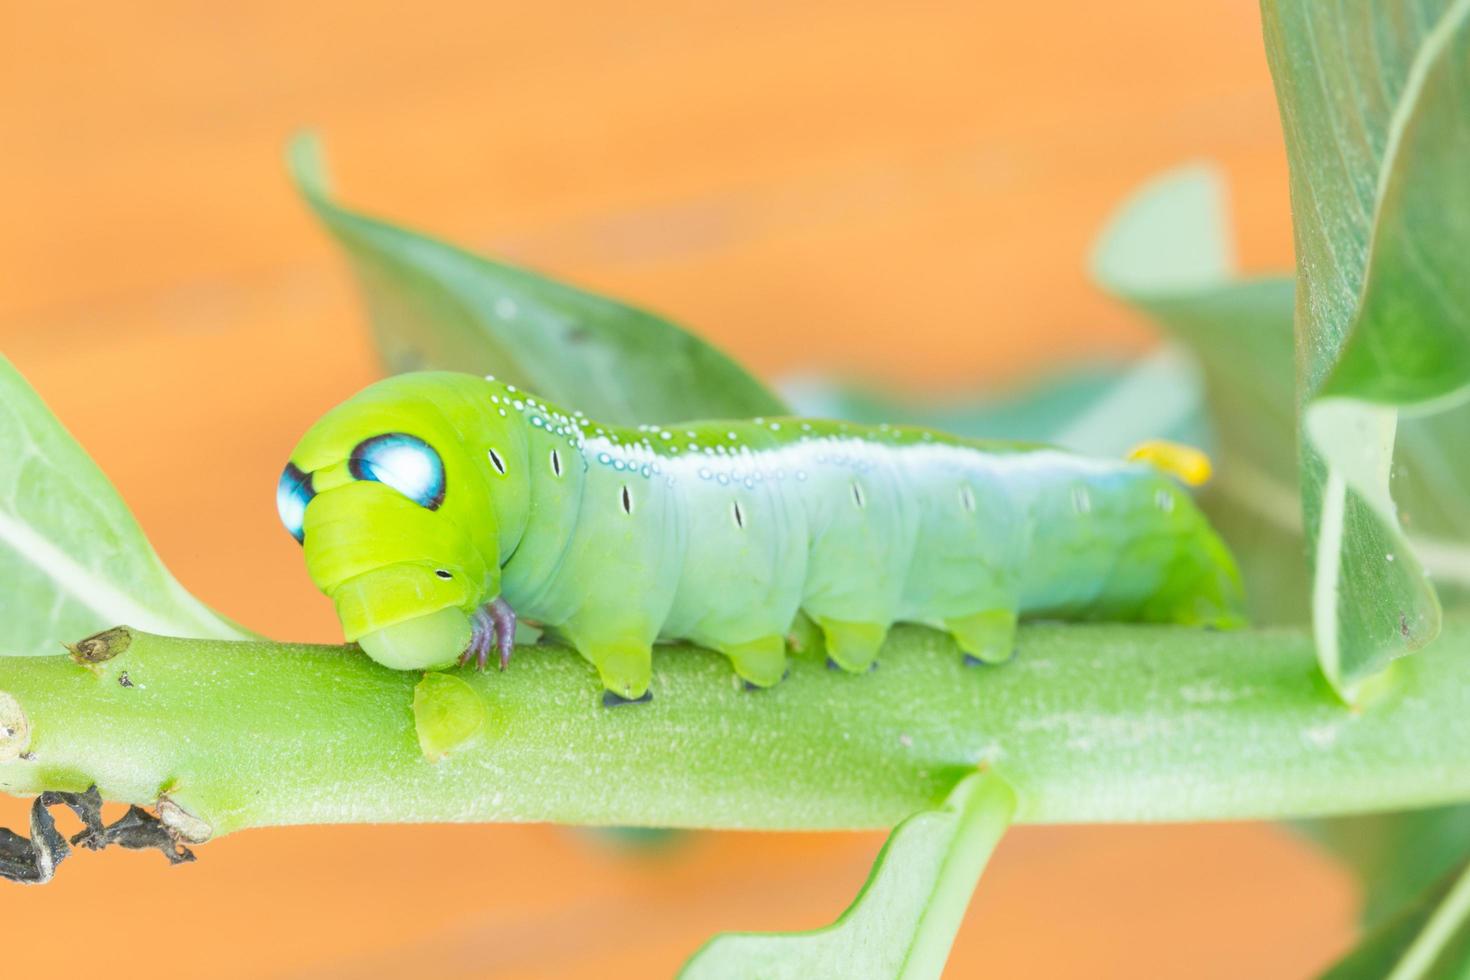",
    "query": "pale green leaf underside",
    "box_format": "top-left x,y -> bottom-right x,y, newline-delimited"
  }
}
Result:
1263,0 -> 1470,698
0,355 -> 248,654
680,771 -> 1015,980
287,133 -> 788,426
